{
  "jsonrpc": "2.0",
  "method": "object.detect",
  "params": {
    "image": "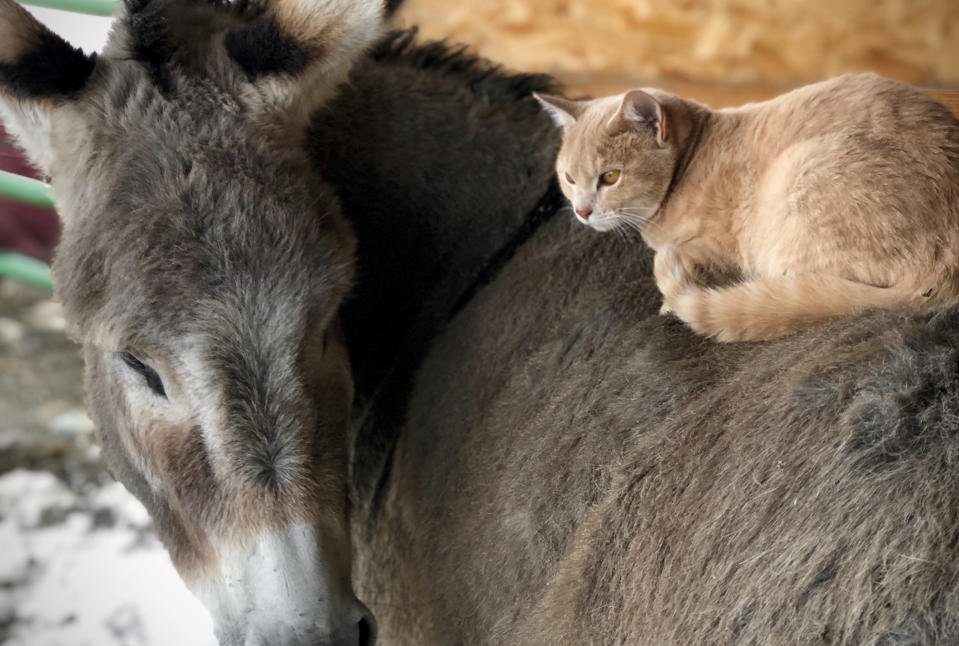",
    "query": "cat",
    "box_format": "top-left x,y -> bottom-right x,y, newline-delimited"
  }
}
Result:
535,73 -> 959,342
